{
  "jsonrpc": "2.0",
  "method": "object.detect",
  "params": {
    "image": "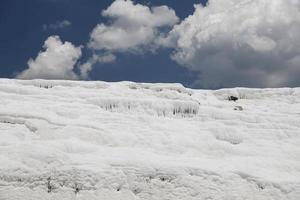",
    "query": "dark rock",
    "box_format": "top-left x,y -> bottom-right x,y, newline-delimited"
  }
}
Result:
228,96 -> 238,102
234,106 -> 243,111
